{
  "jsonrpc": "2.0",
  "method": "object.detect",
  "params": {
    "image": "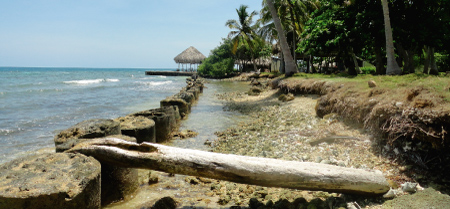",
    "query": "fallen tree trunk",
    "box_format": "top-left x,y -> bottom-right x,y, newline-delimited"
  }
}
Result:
67,138 -> 389,195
